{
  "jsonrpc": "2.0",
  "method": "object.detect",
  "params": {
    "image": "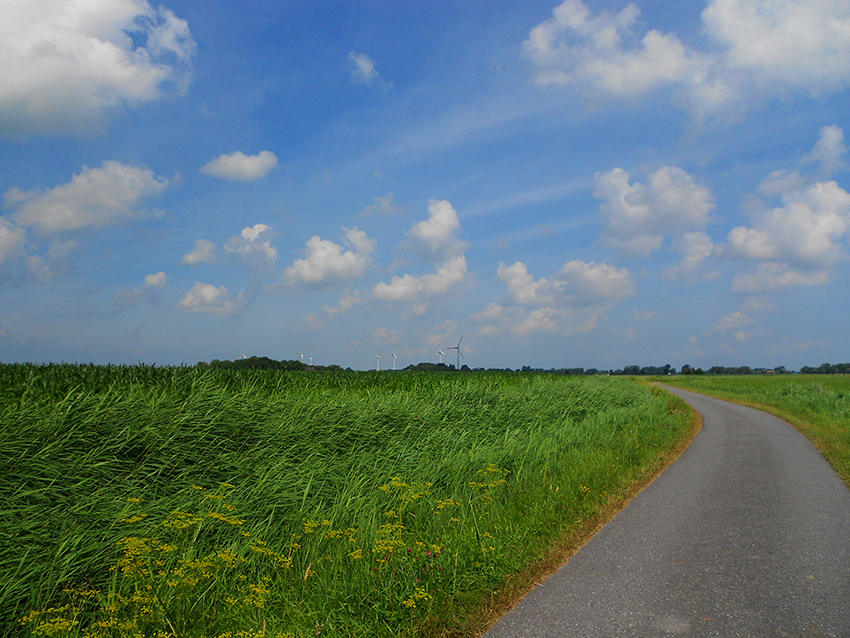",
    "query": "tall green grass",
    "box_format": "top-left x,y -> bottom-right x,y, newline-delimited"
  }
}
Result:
1,365 -> 694,637
664,375 -> 850,486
